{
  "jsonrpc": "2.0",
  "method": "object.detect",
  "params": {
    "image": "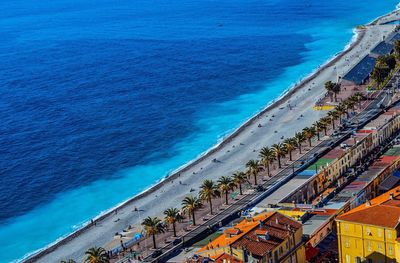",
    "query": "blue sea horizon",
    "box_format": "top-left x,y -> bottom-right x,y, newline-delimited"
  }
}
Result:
0,0 -> 398,261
